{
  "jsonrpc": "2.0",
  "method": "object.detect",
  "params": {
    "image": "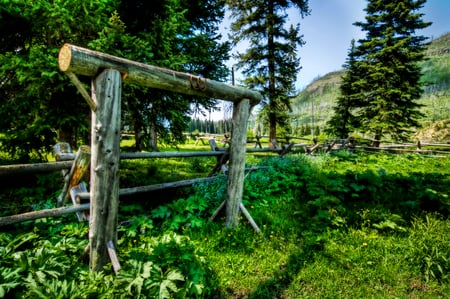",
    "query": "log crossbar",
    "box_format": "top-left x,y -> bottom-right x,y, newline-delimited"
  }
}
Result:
58,44 -> 262,105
